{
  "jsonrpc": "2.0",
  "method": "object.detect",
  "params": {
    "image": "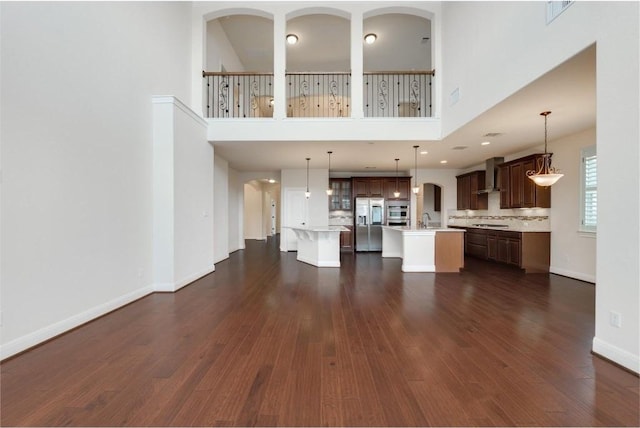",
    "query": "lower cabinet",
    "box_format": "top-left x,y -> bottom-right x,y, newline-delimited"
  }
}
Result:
457,227 -> 549,273
340,226 -> 353,251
